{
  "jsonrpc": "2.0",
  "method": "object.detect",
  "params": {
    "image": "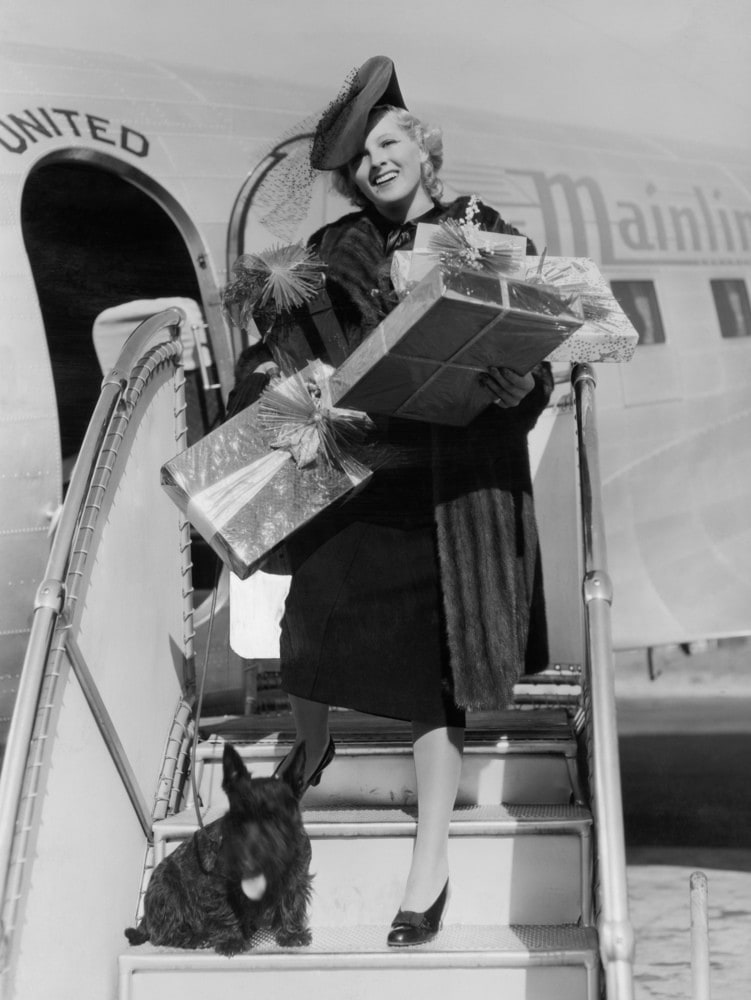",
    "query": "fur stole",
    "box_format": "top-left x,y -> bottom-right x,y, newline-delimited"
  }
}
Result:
431,388 -> 551,710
